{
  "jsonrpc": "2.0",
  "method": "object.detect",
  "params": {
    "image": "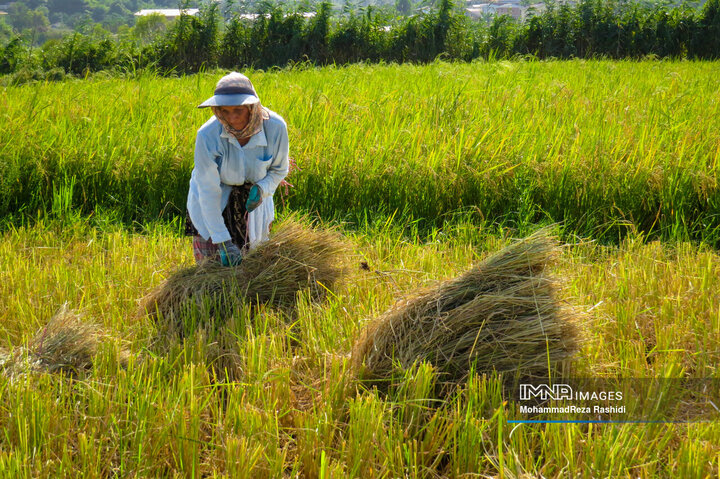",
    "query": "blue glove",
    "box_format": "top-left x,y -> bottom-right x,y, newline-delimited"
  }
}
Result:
245,184 -> 263,213
219,240 -> 243,267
